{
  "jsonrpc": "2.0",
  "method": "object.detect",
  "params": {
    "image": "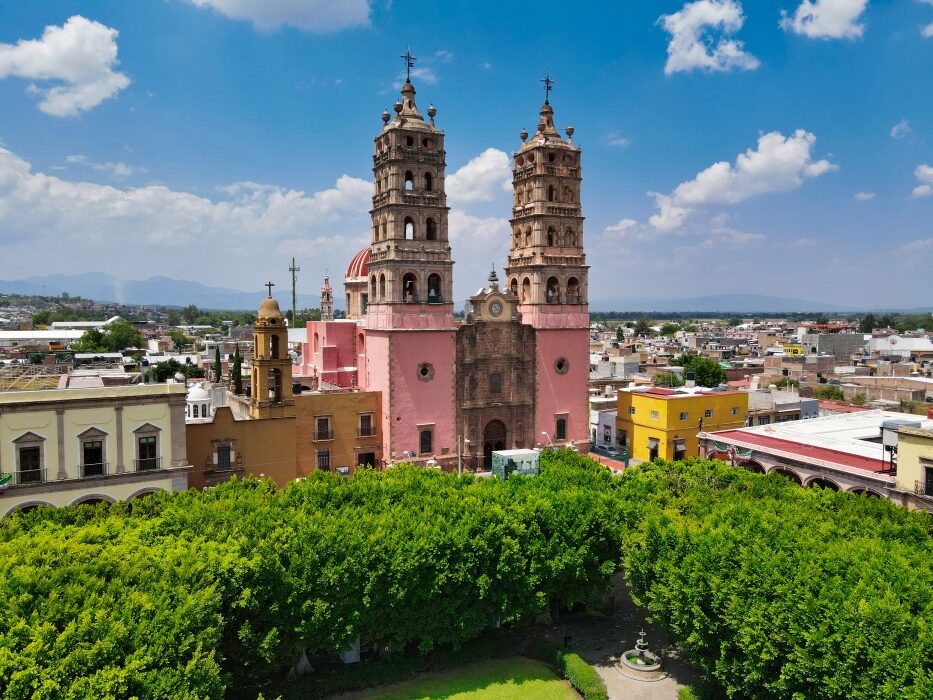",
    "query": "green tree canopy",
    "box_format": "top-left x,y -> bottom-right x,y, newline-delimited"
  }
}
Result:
659,322 -> 681,337
633,318 -> 652,337
670,353 -> 727,387
72,319 -> 142,353
652,371 -> 685,388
